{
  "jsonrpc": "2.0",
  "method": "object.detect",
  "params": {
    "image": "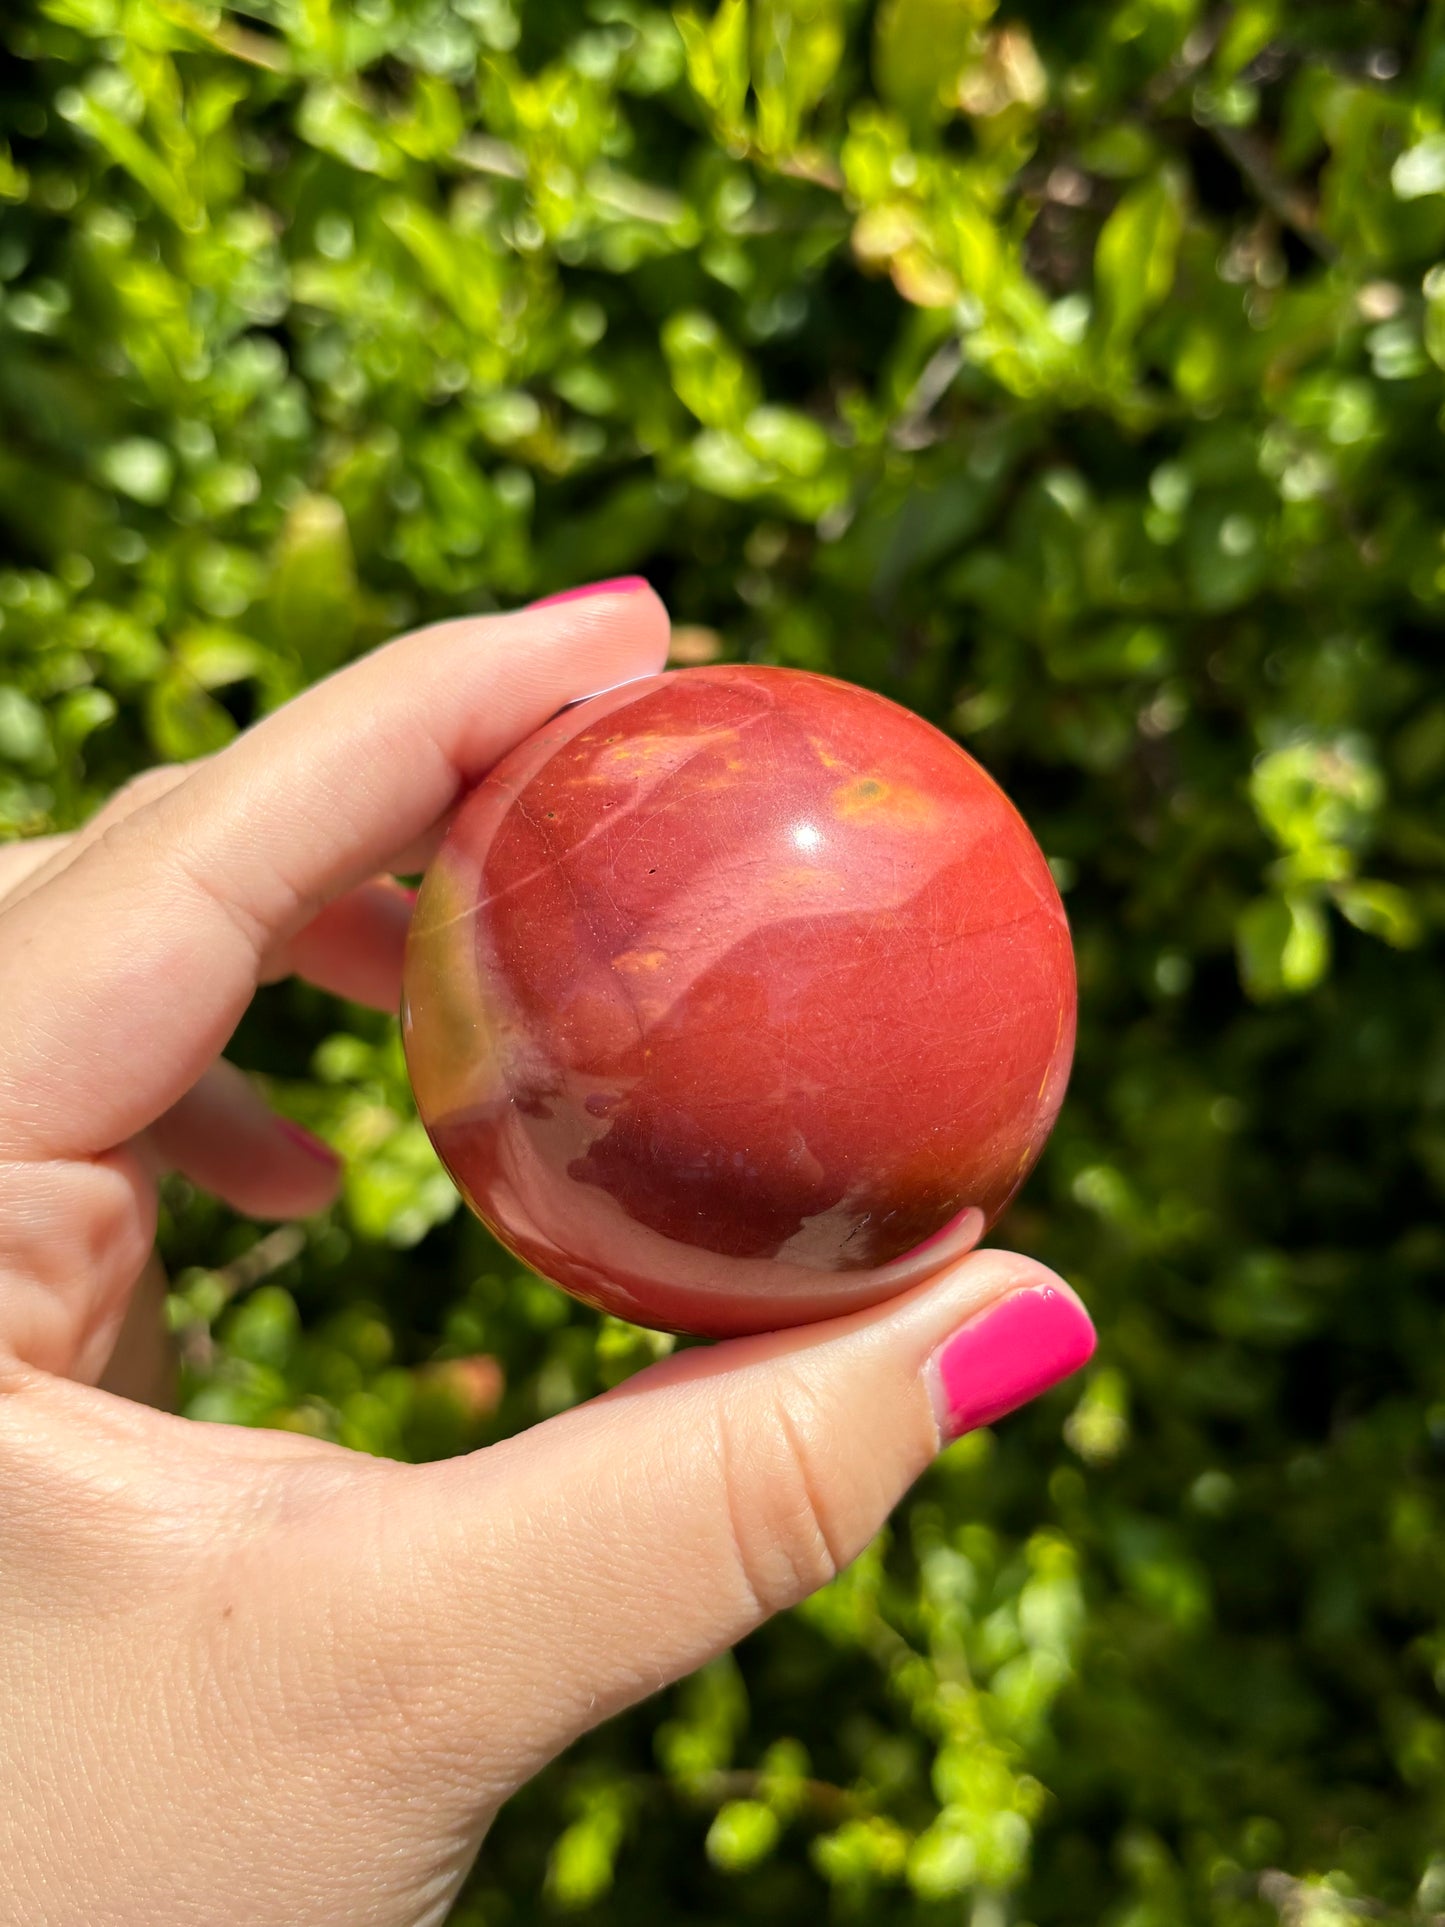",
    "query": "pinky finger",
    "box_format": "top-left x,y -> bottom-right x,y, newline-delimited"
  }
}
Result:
143,1059 -> 341,1221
